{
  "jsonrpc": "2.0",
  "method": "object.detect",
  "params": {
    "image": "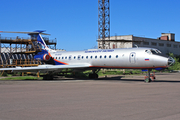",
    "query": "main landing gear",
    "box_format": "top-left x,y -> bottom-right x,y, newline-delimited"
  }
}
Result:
89,69 -> 100,79
43,75 -> 54,80
144,69 -> 156,83
42,72 -> 54,80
